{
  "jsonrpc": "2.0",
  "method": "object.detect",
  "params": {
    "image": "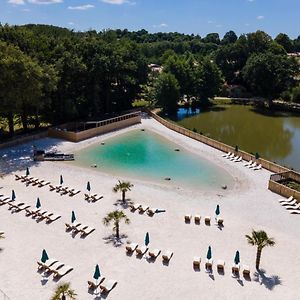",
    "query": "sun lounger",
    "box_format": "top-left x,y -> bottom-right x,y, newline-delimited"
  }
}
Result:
15,174 -> 23,180
244,160 -> 252,167
278,196 -> 293,204
193,257 -> 201,267
84,193 -> 91,200
69,189 -> 80,196
13,203 -> 30,212
194,215 -> 201,223
147,208 -> 157,216
100,279 -> 117,293
90,194 -> 103,202
253,164 -> 262,170
27,177 -> 39,184
73,224 -> 88,233
204,216 -> 211,225
149,249 -> 161,258
136,246 -> 148,255
162,250 -> 173,262
37,258 -> 59,271
35,210 -> 48,218
22,176 -> 33,182
232,264 -> 240,273
248,162 -> 257,169
217,260 -> 225,271
184,214 -> 192,222
8,201 -> 25,209
80,226 -> 95,236
281,199 -> 298,206
26,208 -> 41,217
0,198 -> 13,206
52,265 -> 73,278
46,261 -> 65,274
242,265 -> 250,276
65,221 -> 82,231
222,152 -> 231,158
234,157 -> 242,162
126,243 -> 138,253
226,153 -> 235,159
205,259 -> 213,270
138,205 -> 149,213
285,203 -> 300,210
38,181 -> 50,187
290,210 -> 300,214
217,218 -> 224,226
45,213 -> 61,223
88,277 -> 105,290
229,155 -> 238,161
130,203 -> 141,211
